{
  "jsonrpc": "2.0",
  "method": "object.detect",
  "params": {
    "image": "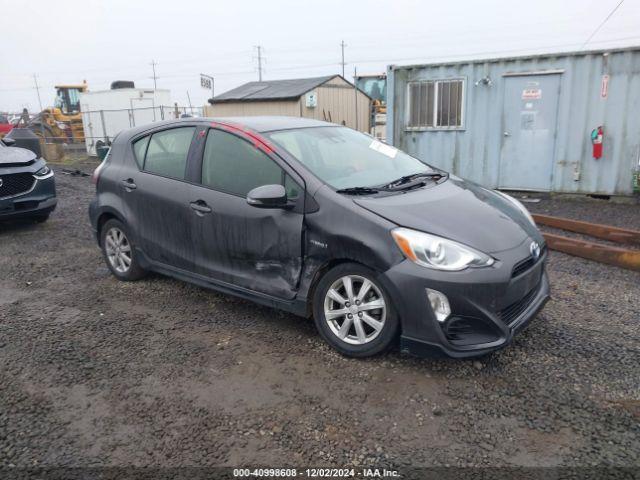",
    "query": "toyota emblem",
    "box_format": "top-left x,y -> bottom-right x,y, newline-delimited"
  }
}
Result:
530,241 -> 541,260
0,178 -> 3,188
